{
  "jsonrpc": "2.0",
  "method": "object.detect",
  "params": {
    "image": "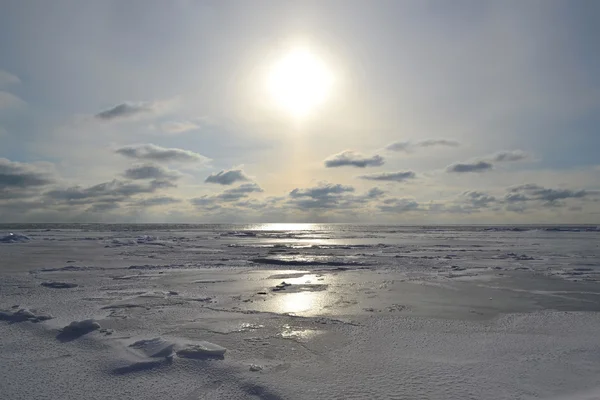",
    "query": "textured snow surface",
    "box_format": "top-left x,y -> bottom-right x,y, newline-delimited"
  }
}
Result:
1,224 -> 600,399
